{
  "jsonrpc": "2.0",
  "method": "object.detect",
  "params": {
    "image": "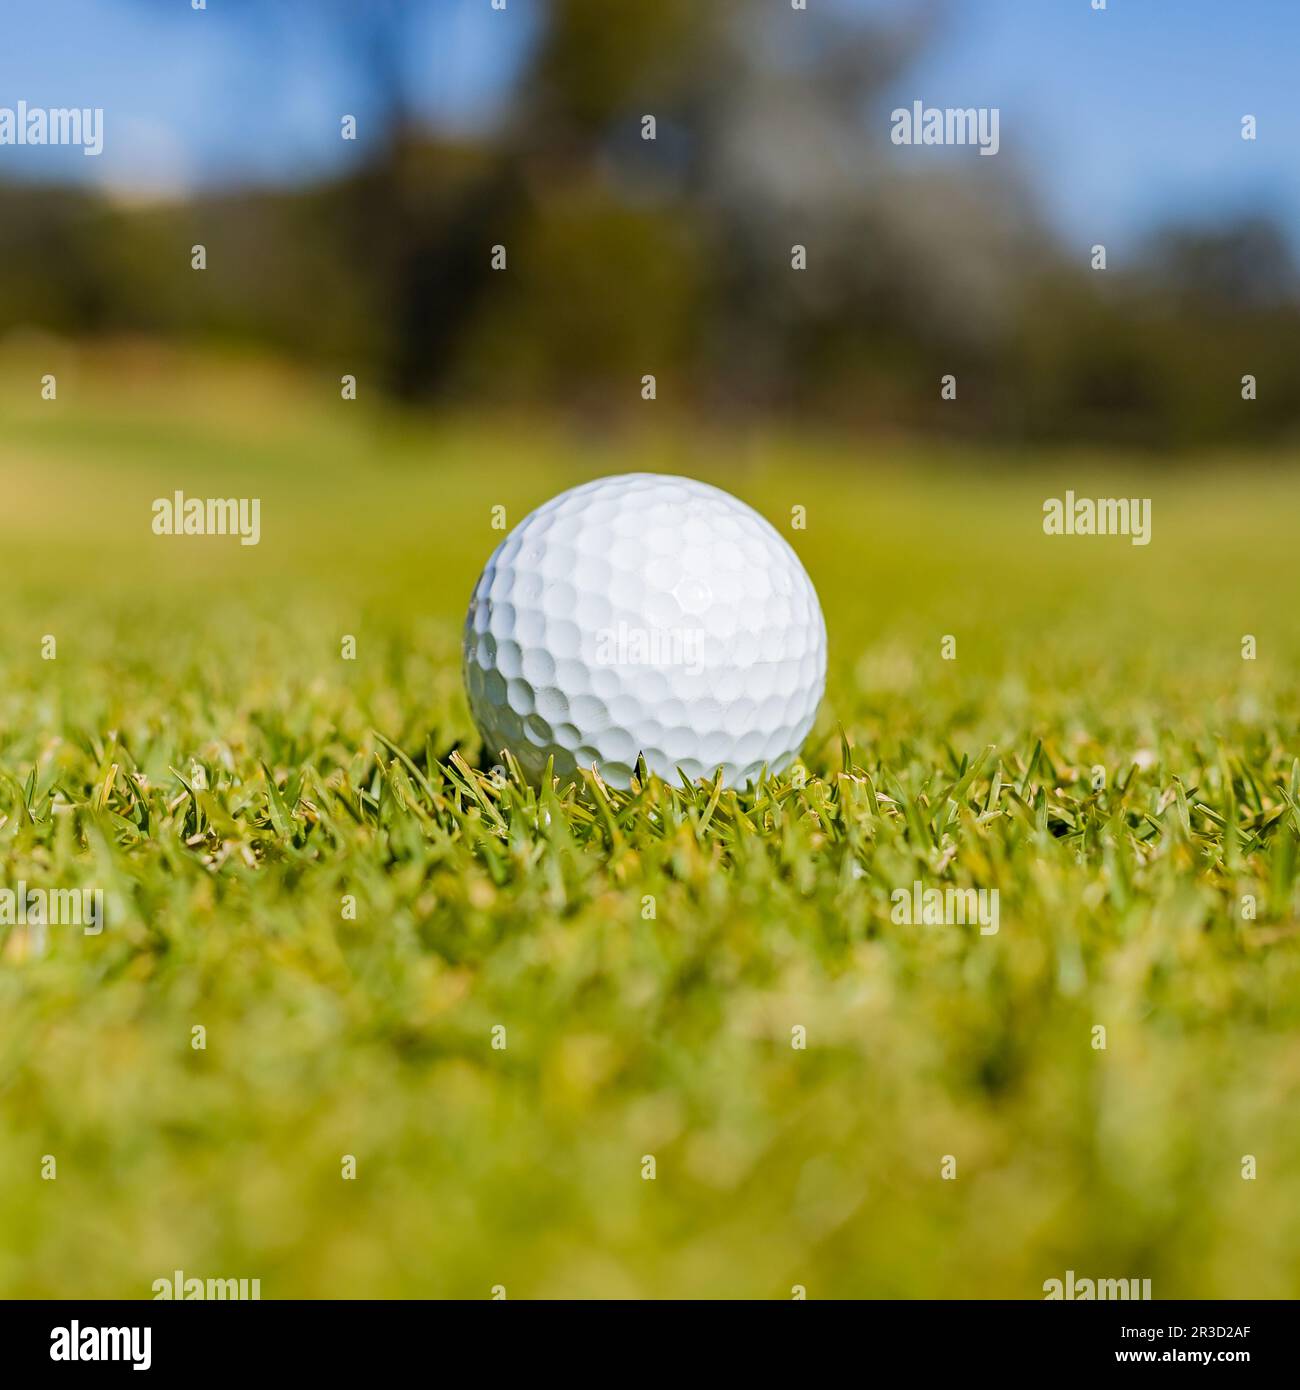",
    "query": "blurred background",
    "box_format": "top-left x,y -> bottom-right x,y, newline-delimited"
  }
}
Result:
2,0 -> 1298,449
